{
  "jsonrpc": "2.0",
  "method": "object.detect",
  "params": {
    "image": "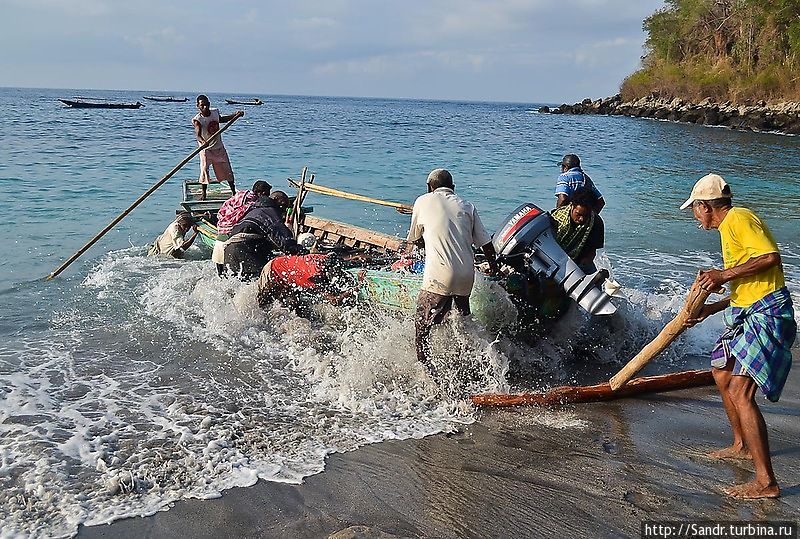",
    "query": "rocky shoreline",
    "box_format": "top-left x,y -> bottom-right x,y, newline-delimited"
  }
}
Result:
540,94 -> 800,135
